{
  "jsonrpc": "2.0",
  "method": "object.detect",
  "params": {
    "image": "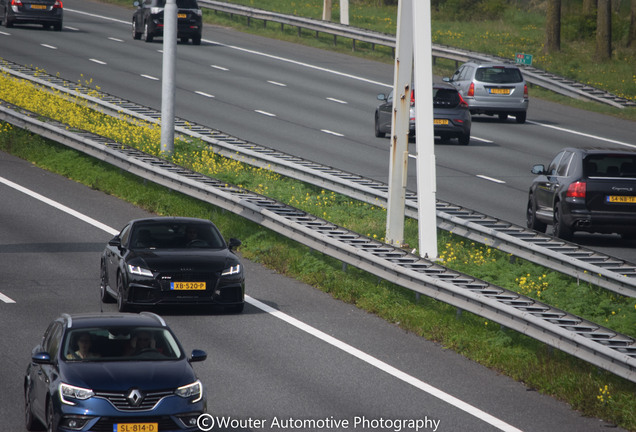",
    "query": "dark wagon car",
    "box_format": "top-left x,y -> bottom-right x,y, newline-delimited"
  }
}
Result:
375,82 -> 471,145
100,217 -> 245,313
0,0 -> 63,30
132,0 -> 202,44
526,147 -> 636,240
25,312 -> 207,432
